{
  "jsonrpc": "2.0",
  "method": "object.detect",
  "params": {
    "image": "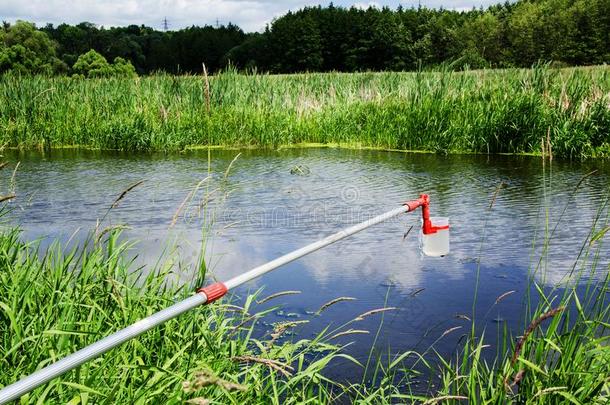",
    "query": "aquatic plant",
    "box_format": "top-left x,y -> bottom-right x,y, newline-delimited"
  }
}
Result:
0,227 -> 366,403
0,65 -> 608,158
